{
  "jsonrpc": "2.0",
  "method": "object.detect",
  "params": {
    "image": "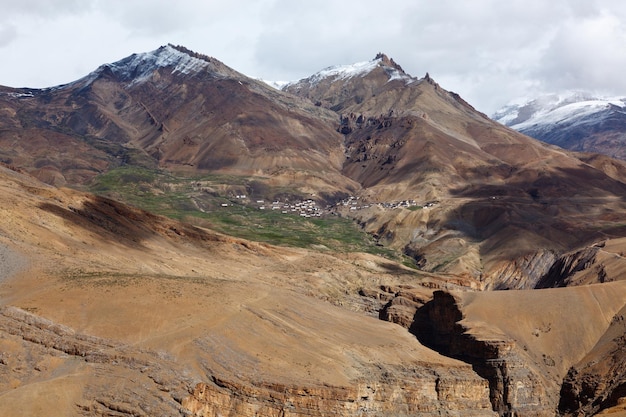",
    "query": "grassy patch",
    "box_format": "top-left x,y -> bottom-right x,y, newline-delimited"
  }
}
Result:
401,256 -> 420,270
87,166 -> 398,257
